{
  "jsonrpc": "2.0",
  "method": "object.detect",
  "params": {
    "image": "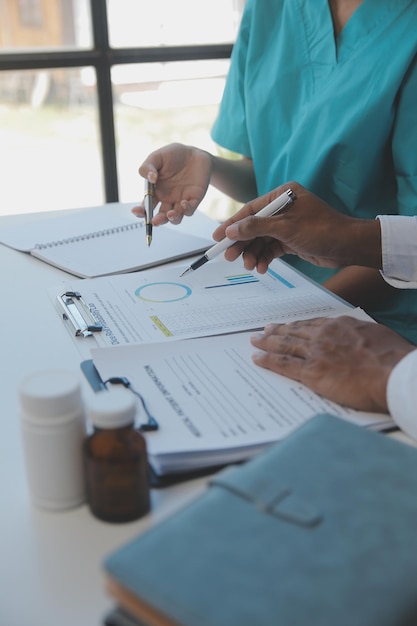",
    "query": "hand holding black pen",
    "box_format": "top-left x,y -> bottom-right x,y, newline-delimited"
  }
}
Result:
144,180 -> 154,246
180,189 -> 296,276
